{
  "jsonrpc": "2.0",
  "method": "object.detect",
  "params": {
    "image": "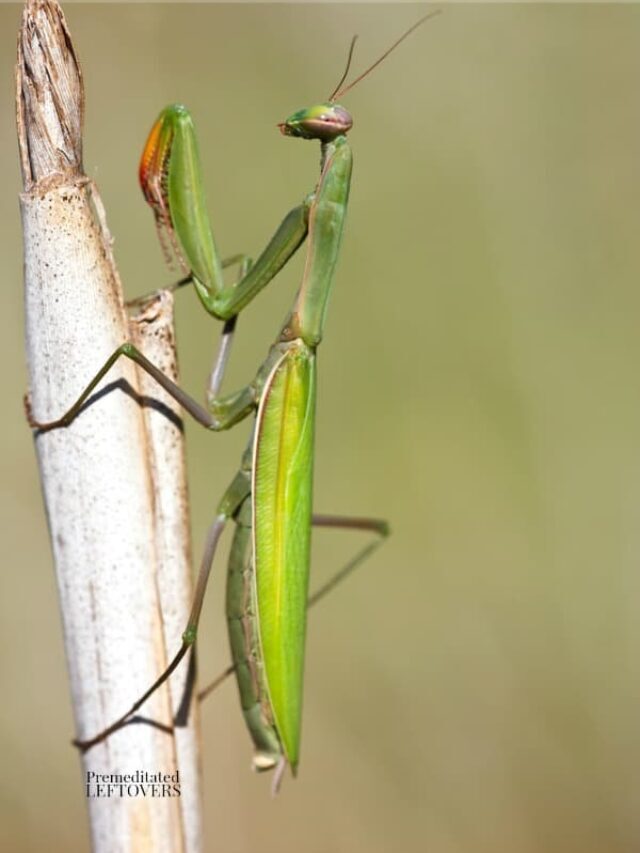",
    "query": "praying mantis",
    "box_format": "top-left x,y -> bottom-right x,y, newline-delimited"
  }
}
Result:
26,11 -> 438,789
